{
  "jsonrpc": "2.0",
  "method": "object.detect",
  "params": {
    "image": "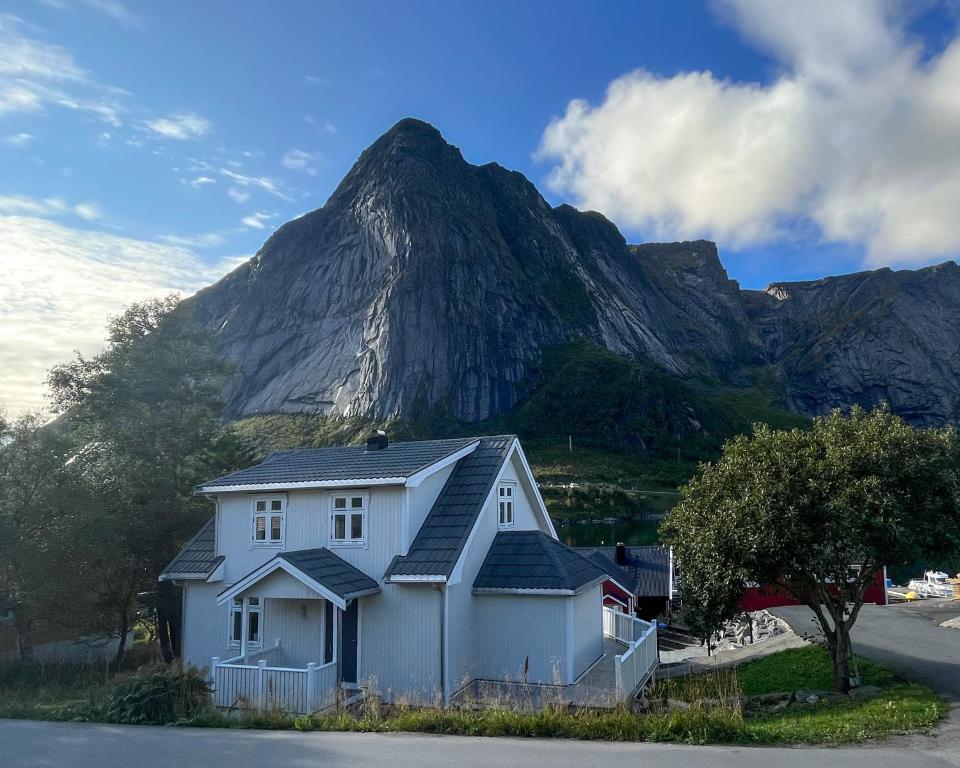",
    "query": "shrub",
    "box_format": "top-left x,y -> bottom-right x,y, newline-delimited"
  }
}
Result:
104,664 -> 211,725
